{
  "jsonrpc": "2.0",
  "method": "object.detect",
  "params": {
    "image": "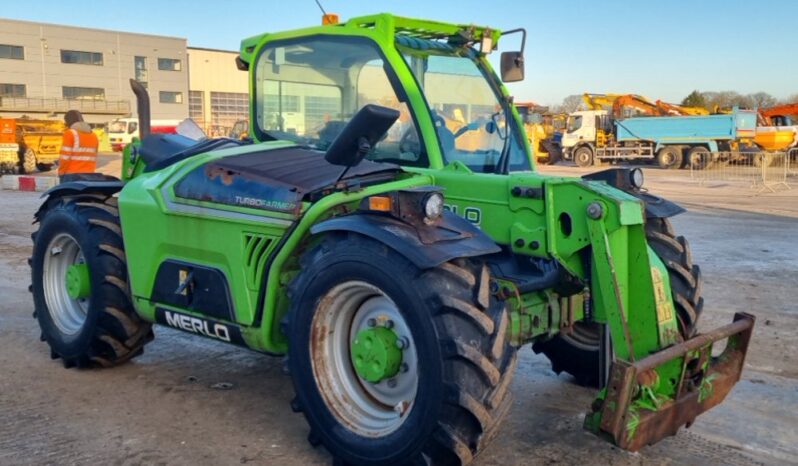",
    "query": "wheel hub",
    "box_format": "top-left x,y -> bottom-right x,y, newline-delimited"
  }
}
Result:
65,263 -> 91,299
351,326 -> 402,383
